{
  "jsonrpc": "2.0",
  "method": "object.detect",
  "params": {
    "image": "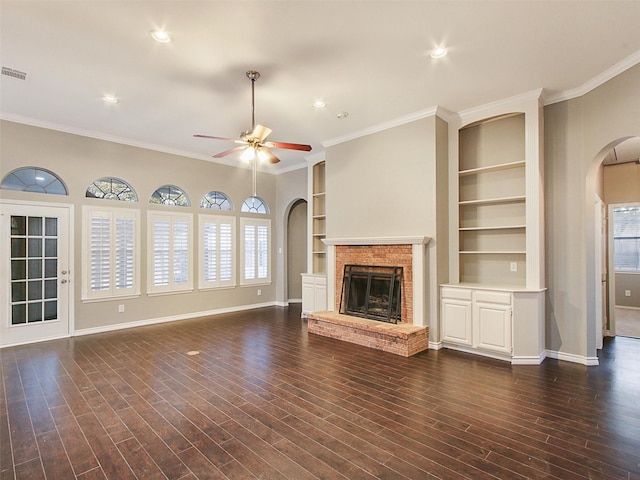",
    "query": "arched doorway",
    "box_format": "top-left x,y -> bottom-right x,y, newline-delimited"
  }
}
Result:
590,136 -> 640,345
286,199 -> 307,303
